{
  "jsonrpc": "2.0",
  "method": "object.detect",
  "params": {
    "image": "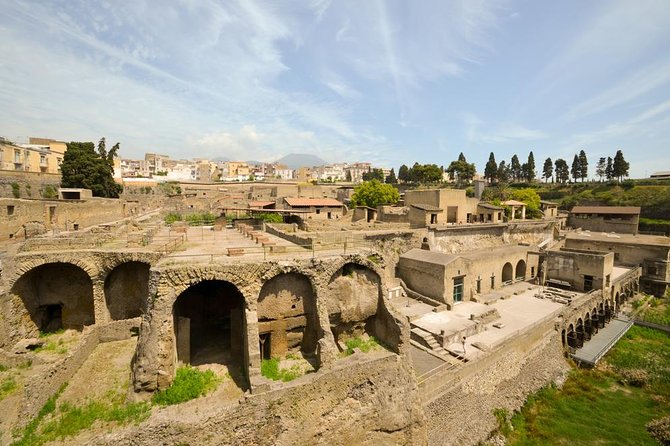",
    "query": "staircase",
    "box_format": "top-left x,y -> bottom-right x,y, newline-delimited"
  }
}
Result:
411,327 -> 451,358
